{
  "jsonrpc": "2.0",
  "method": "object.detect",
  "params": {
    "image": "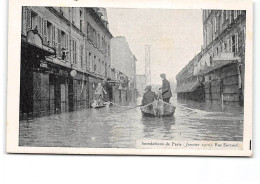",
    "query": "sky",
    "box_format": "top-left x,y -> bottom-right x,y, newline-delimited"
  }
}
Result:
107,8 -> 203,84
